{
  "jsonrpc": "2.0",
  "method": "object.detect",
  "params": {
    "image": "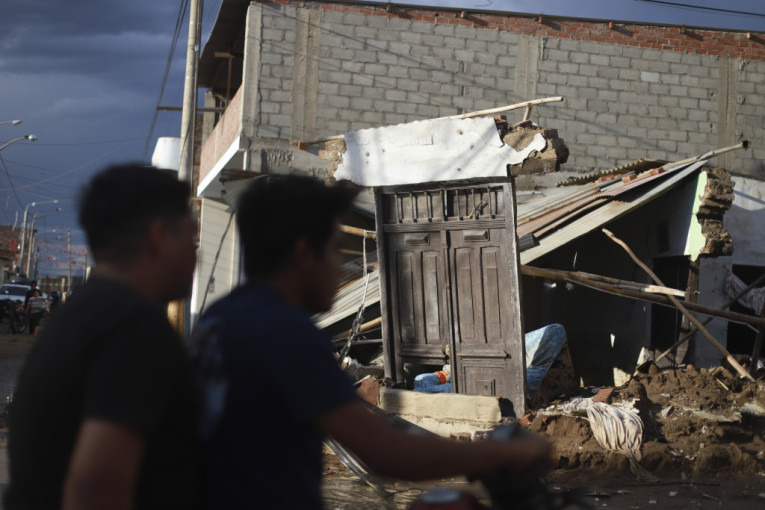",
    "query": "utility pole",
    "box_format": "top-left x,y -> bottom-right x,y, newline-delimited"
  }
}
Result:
18,200 -> 58,277
66,229 -> 71,294
176,0 -> 203,340
178,0 -> 203,183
